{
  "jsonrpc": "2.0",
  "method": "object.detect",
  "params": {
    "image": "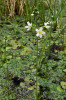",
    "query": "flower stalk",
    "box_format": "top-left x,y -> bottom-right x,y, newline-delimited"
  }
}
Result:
36,37 -> 38,100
